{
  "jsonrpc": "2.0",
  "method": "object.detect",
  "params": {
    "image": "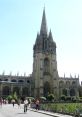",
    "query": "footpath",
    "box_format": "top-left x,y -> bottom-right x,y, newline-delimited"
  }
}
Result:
0,104 -> 73,117
29,107 -> 73,117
